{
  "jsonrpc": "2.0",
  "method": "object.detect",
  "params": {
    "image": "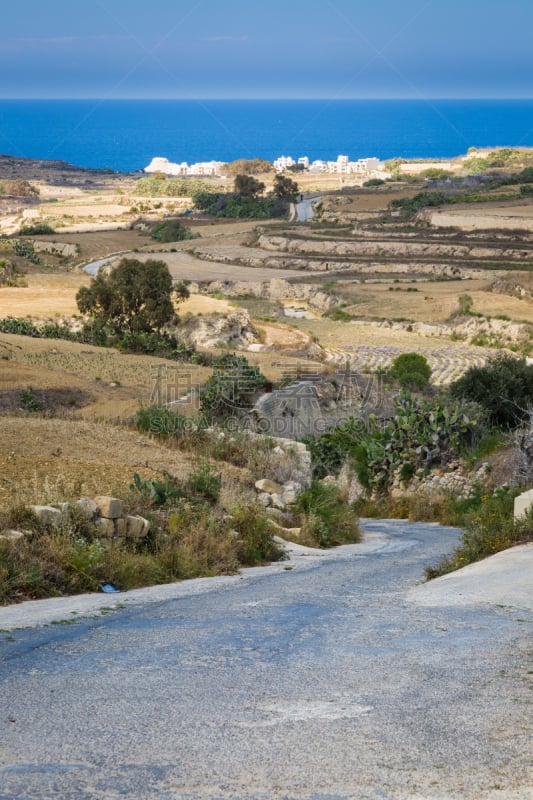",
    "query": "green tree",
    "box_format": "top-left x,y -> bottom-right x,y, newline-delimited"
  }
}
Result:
234,174 -> 265,199
389,352 -> 432,389
76,258 -> 189,335
450,353 -> 533,429
273,174 -> 300,200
